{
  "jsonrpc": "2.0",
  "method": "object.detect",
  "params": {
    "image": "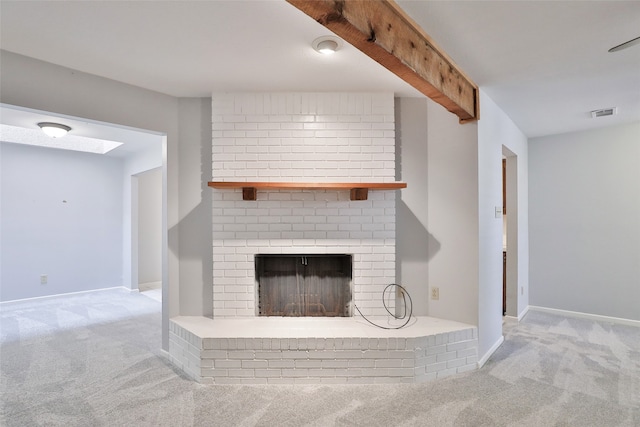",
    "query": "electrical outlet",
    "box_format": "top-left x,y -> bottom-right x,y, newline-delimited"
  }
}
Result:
521,286 -> 524,295
431,287 -> 439,300
40,274 -> 48,285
